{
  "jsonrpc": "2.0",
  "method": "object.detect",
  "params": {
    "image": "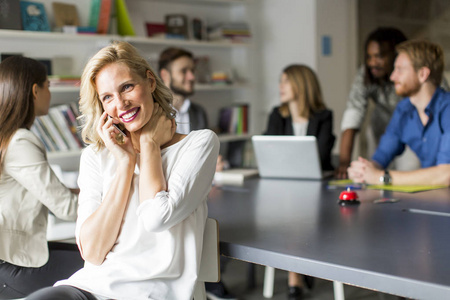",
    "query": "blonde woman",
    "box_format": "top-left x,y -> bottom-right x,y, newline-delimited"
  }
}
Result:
264,64 -> 335,299
0,56 -> 81,299
27,41 -> 219,300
